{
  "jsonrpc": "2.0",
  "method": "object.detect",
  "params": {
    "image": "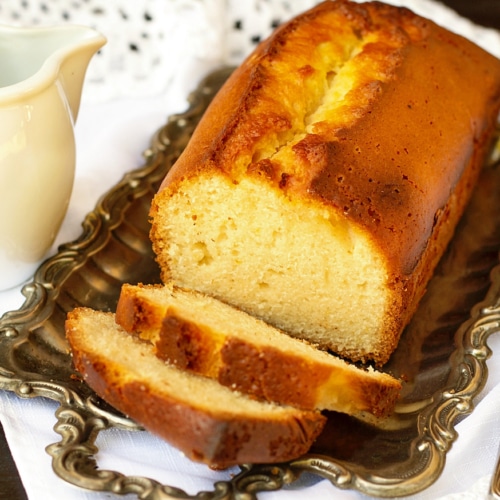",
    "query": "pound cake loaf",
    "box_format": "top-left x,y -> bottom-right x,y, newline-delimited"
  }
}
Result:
66,308 -> 326,468
150,0 -> 500,366
115,282 -> 401,417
